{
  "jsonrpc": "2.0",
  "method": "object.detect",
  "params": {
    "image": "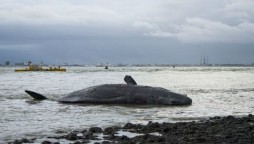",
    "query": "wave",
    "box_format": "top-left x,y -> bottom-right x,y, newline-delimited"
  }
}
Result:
185,88 -> 254,95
